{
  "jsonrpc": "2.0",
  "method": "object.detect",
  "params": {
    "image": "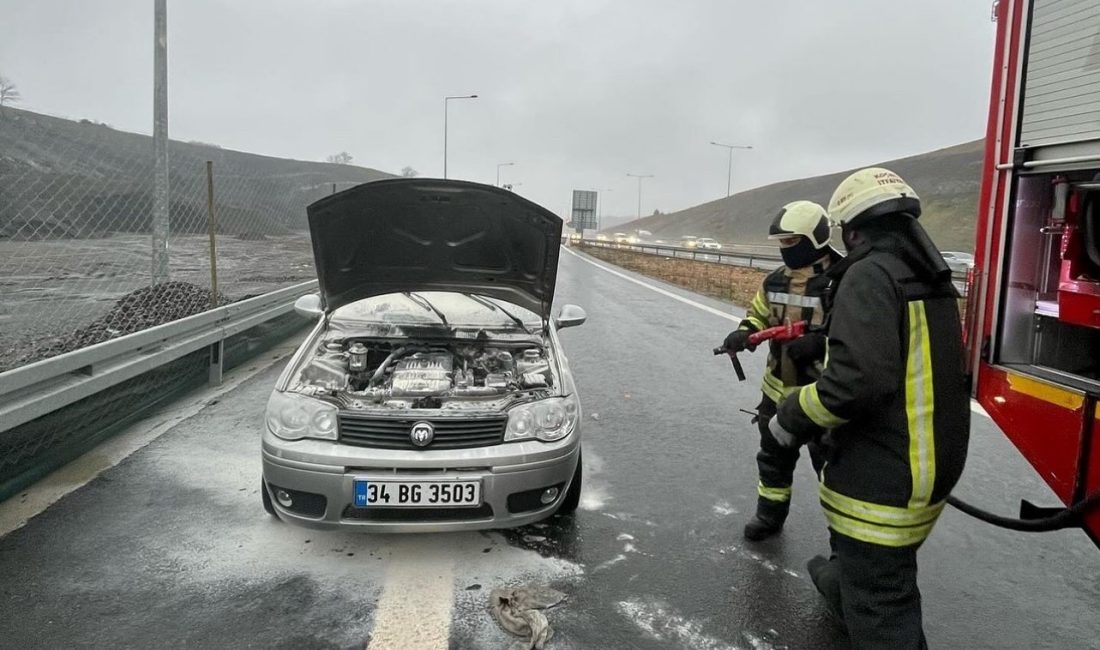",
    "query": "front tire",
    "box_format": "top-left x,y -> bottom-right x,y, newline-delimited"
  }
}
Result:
556,451 -> 583,515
